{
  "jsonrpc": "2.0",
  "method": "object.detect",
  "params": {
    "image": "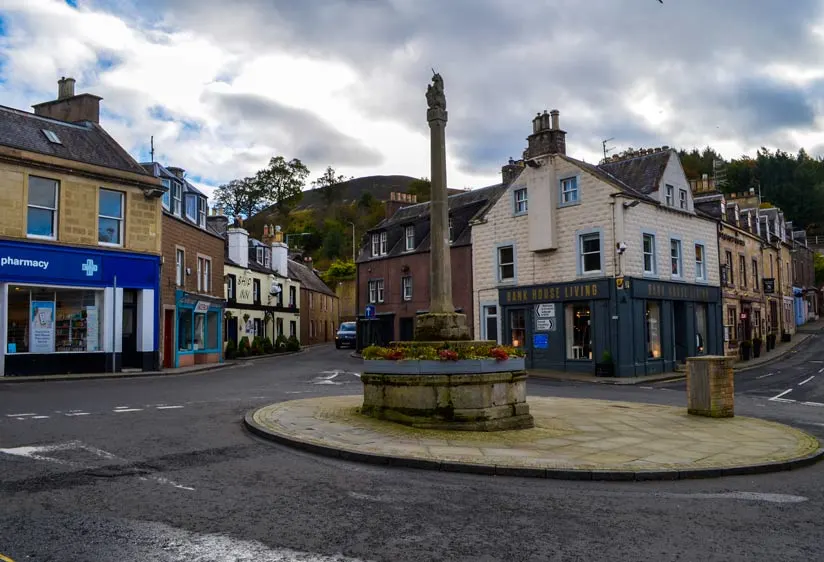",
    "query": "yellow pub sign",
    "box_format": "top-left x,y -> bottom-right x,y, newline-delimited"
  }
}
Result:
500,280 -> 609,306
631,279 -> 720,303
